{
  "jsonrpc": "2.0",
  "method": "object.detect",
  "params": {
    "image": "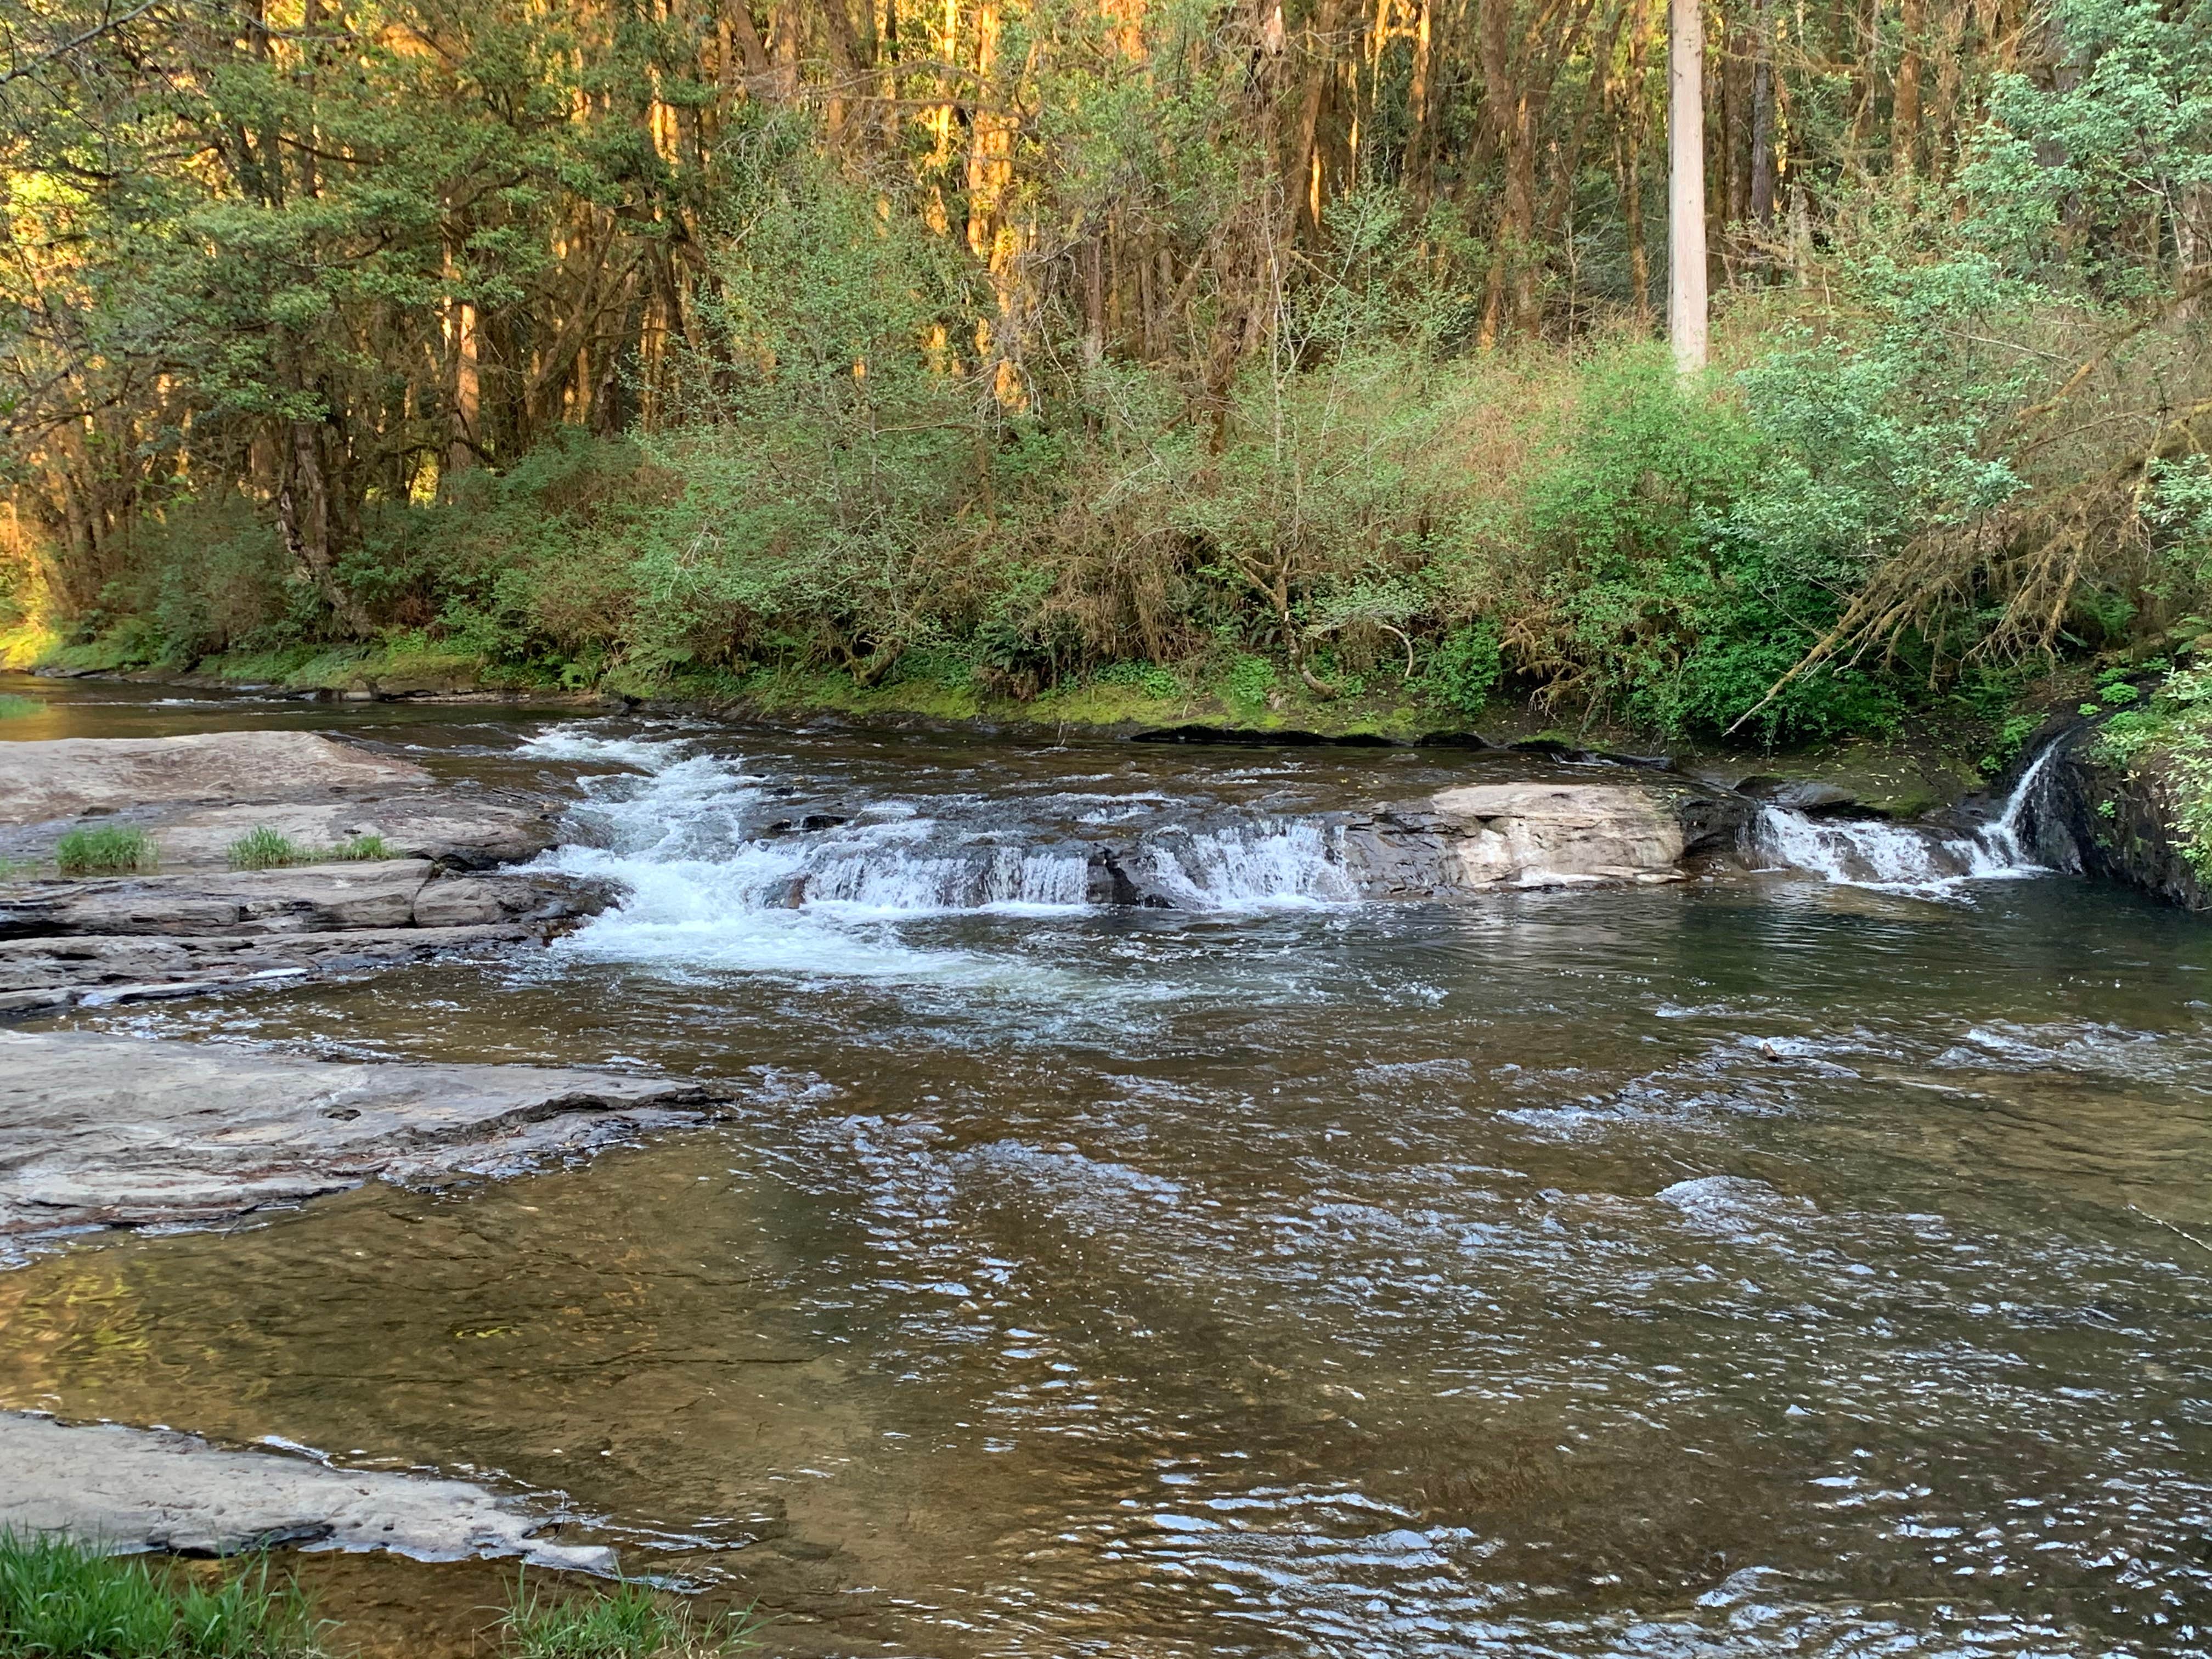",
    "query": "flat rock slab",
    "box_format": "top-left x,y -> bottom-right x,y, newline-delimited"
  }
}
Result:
0,862 -> 612,942
1330,782 -> 1693,896
0,1031 -> 731,1236
0,924 -> 534,1013
0,732 -> 430,826
0,1412 -> 612,1571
